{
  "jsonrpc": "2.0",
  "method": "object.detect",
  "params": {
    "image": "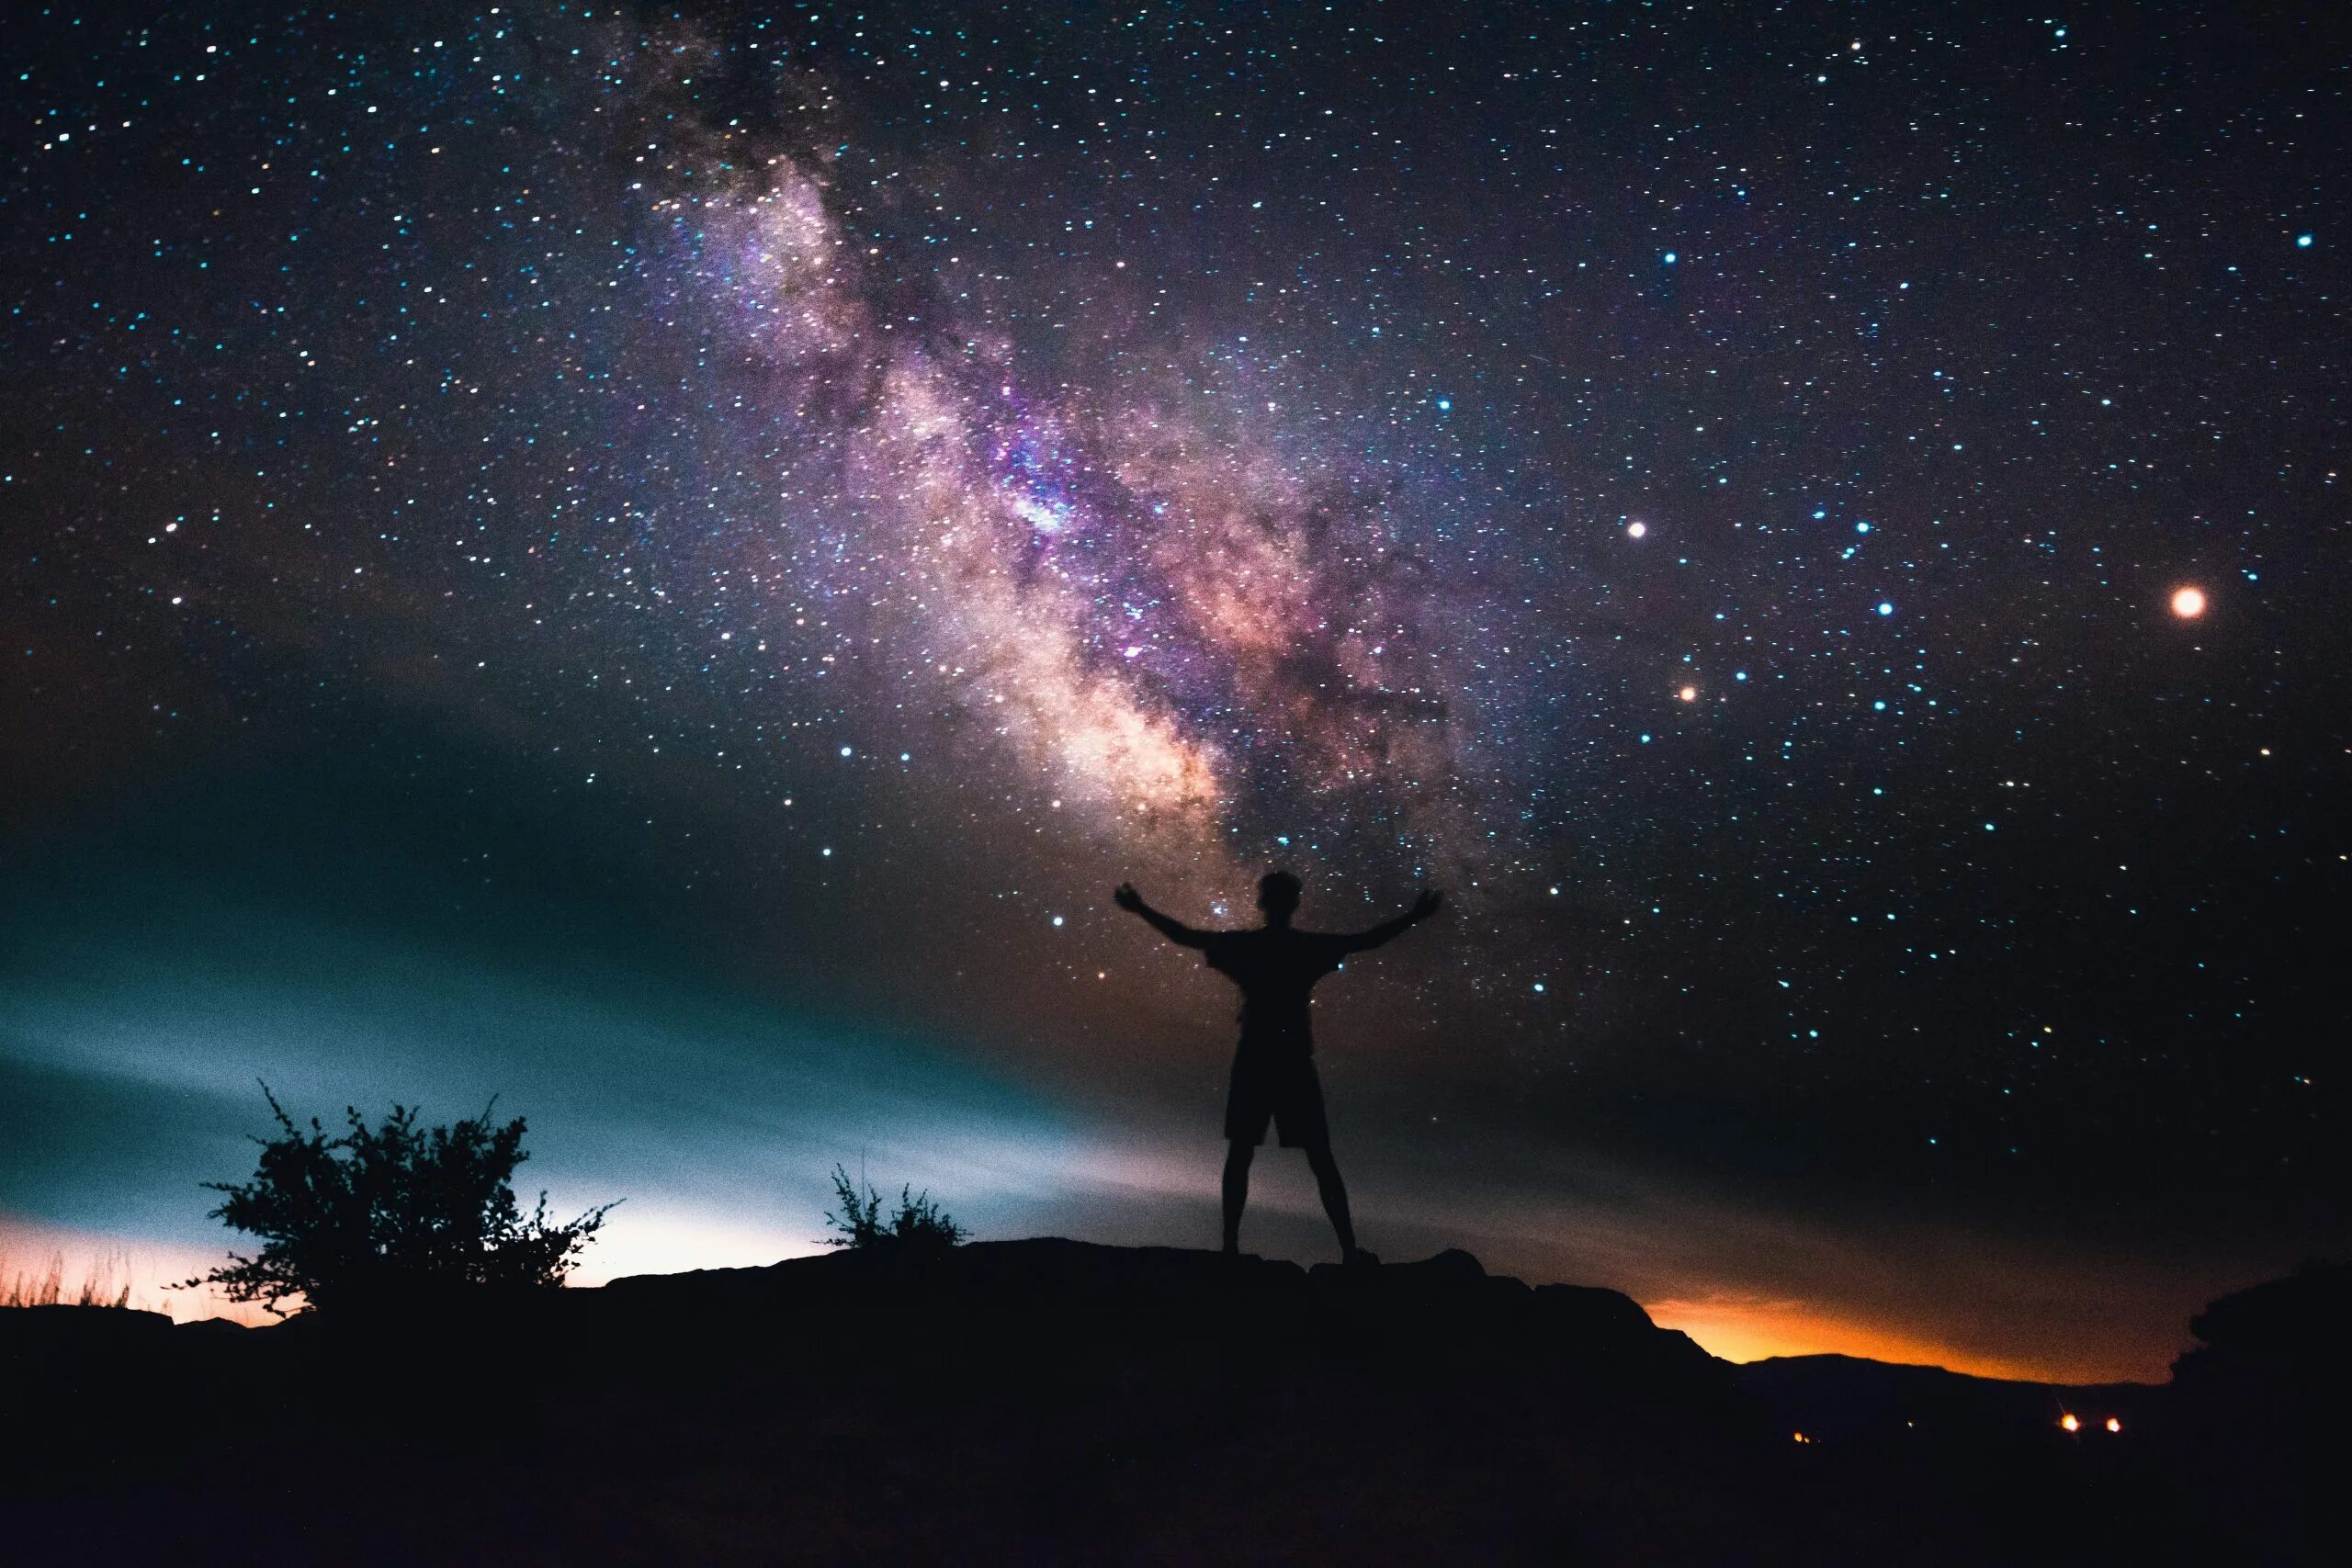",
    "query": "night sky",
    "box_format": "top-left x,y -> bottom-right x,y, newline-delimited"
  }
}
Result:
4,1 -> 2344,1382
